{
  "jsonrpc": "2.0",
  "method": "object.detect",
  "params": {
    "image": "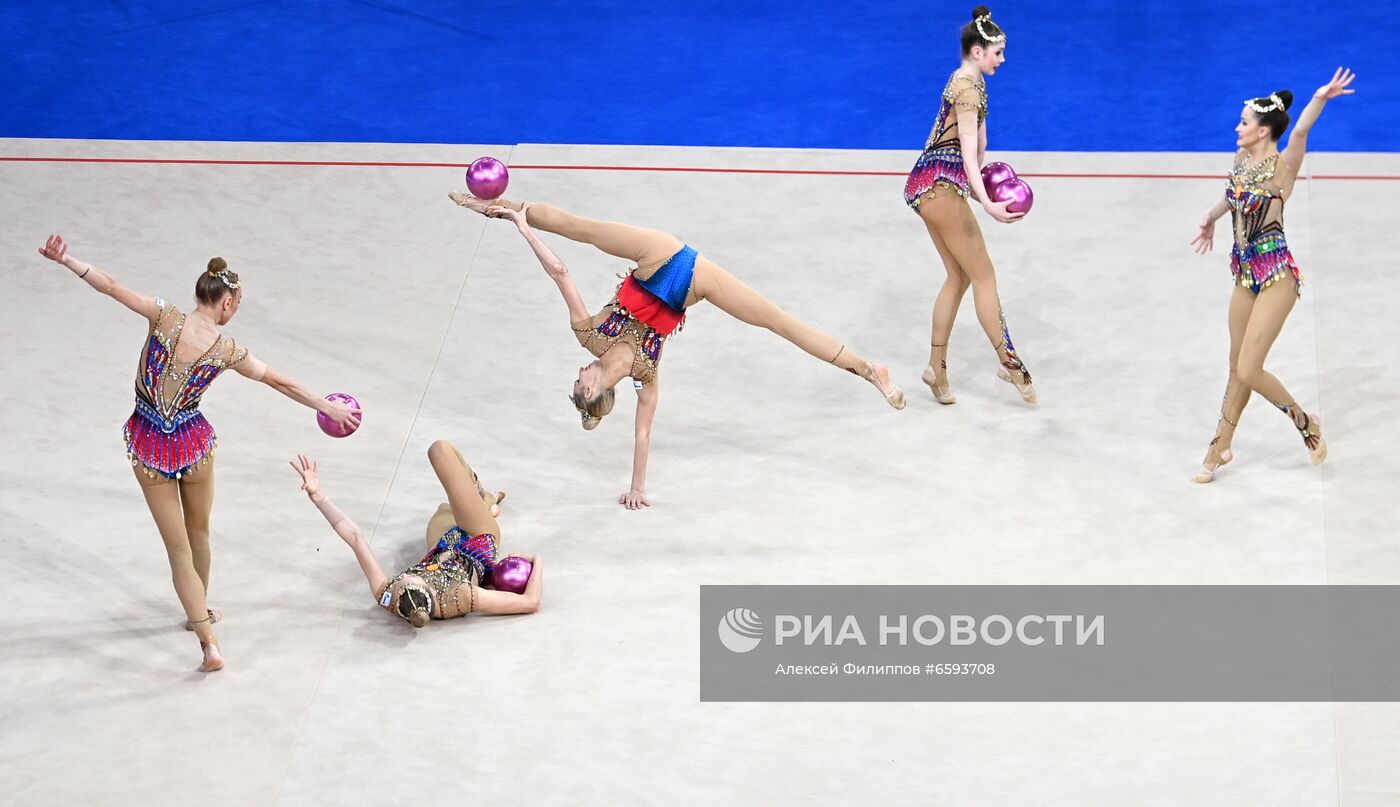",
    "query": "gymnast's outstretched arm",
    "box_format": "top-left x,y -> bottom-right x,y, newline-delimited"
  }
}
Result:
452,192 -> 682,273
290,454 -> 389,597
36,234 -> 161,321
489,205 -> 591,323
1281,68 -> 1356,182
621,381 -> 660,510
